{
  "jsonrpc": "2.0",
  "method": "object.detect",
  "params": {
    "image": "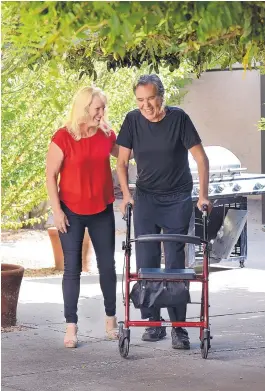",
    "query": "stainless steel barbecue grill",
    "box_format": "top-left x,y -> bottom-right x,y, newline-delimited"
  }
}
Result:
189,146 -> 265,200
127,146 -> 265,268
187,146 -> 265,268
